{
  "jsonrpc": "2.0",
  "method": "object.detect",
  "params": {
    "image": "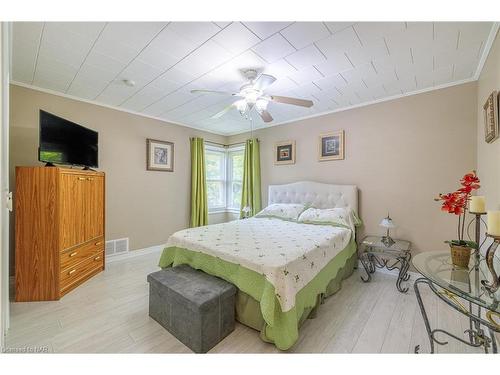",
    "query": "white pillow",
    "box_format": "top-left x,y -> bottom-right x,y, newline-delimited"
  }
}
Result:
298,207 -> 353,229
255,203 -> 306,221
